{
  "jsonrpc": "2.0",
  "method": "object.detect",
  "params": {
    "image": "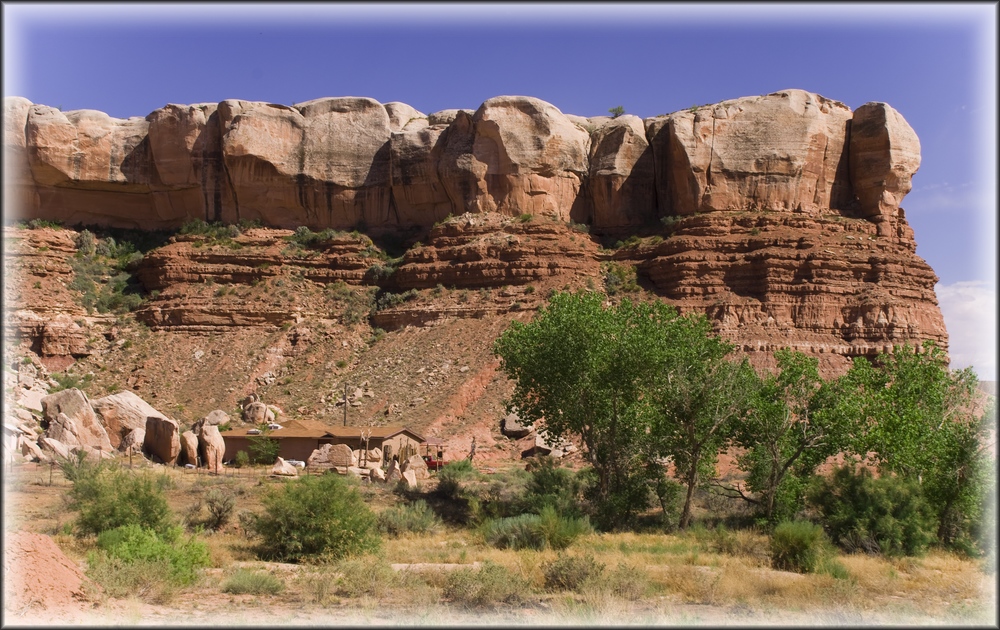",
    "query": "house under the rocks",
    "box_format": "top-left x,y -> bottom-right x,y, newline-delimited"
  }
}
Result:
220,419 -> 426,465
